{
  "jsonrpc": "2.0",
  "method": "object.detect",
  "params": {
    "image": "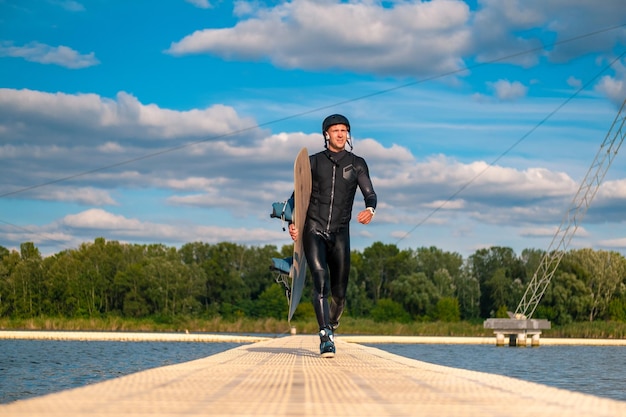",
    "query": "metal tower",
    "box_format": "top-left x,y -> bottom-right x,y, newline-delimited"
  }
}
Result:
485,99 -> 626,345
516,99 -> 626,319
